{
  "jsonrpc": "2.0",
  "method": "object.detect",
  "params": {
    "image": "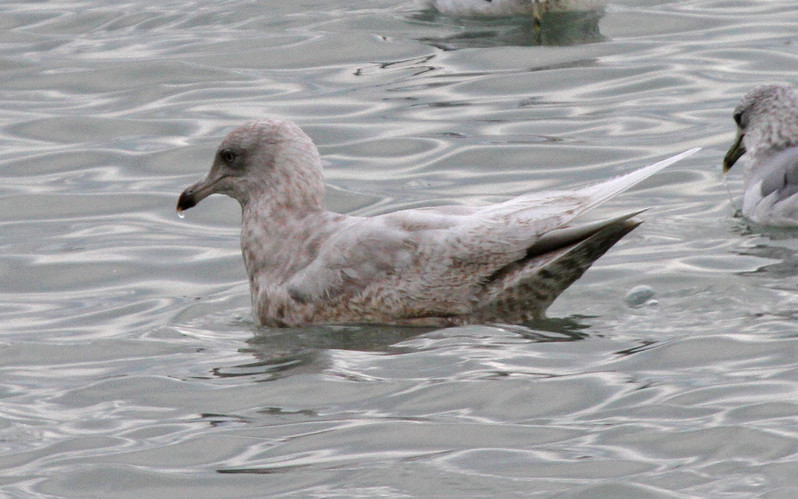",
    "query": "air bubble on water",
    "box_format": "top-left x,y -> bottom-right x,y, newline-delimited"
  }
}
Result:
625,285 -> 656,308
